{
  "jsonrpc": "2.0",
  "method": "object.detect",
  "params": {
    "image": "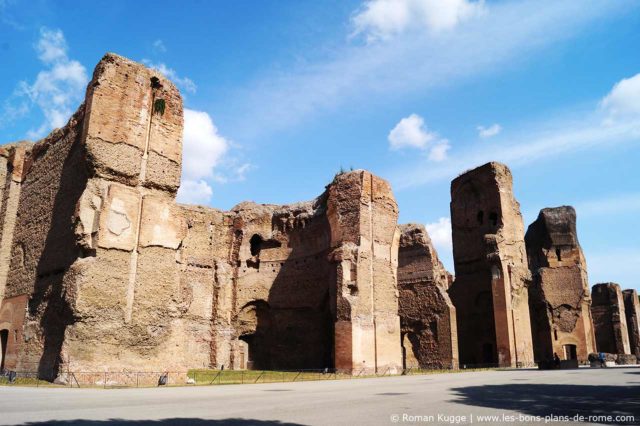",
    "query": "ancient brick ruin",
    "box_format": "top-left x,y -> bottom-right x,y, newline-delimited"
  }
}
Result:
591,283 -> 631,355
622,289 -> 640,359
397,224 -> 458,370
0,54 -> 637,381
0,54 -> 407,378
525,206 -> 597,363
448,163 -> 534,367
